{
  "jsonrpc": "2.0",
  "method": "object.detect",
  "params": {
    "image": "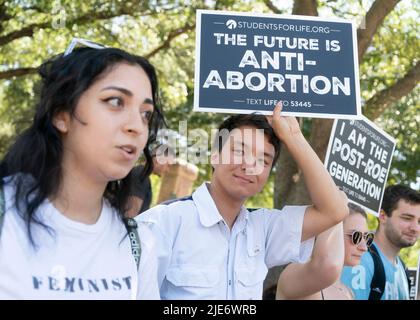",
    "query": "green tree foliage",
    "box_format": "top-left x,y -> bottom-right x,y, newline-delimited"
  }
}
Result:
377,91 -> 419,186
1,1 -> 418,185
